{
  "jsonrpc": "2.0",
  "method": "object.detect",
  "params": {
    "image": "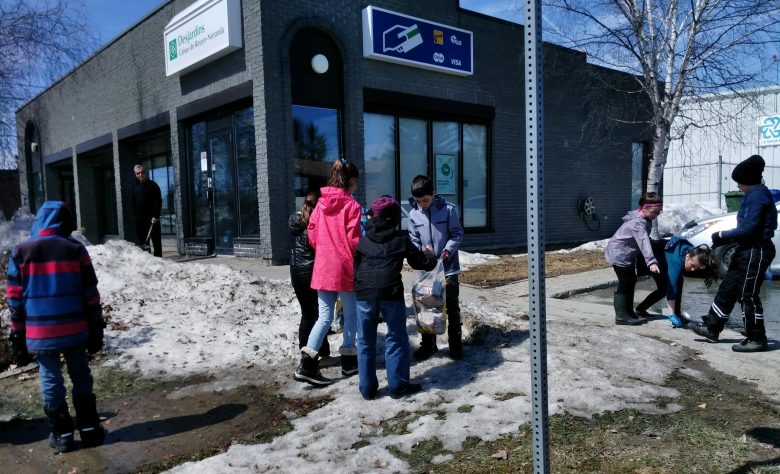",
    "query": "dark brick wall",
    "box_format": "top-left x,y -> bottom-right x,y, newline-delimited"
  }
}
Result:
0,170 -> 21,220
16,0 -> 652,260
